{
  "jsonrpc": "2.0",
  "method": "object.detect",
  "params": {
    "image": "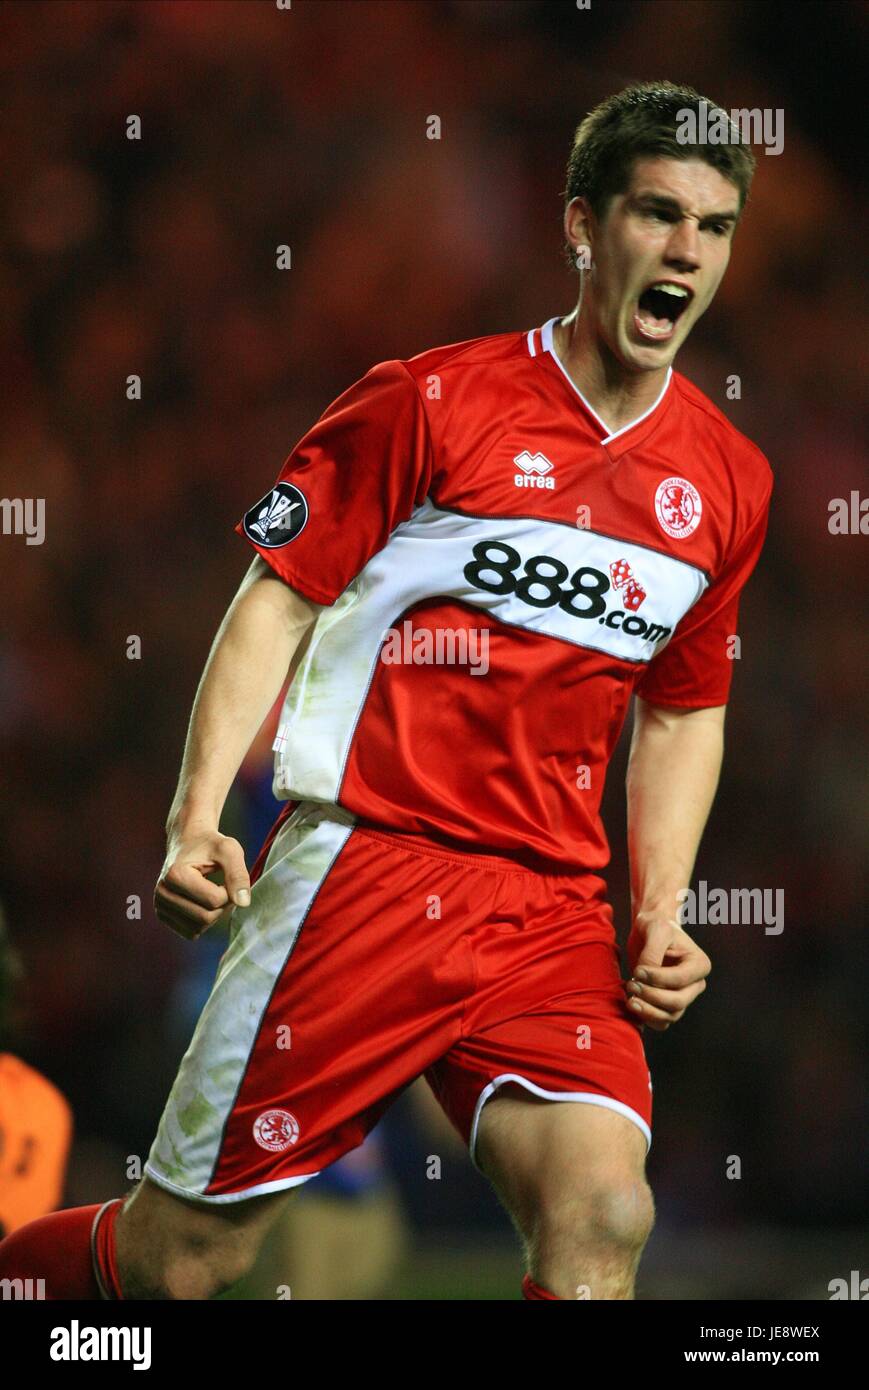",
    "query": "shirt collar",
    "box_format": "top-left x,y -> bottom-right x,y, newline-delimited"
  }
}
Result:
529,316 -> 674,458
